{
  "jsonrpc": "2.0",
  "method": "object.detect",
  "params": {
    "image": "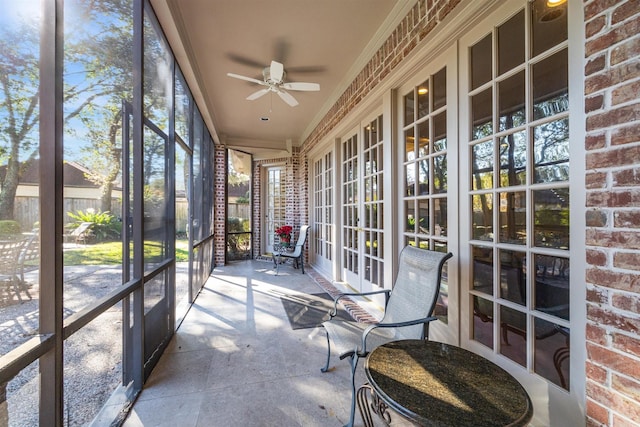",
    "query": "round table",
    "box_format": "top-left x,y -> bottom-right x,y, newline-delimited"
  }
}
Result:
361,339 -> 533,427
